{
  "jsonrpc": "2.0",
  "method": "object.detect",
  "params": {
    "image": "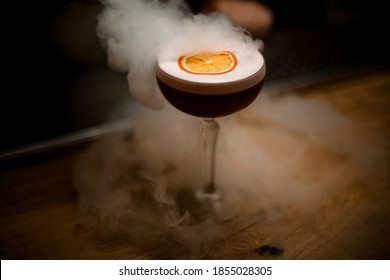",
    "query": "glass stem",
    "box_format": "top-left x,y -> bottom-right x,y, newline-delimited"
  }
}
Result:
200,118 -> 219,194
